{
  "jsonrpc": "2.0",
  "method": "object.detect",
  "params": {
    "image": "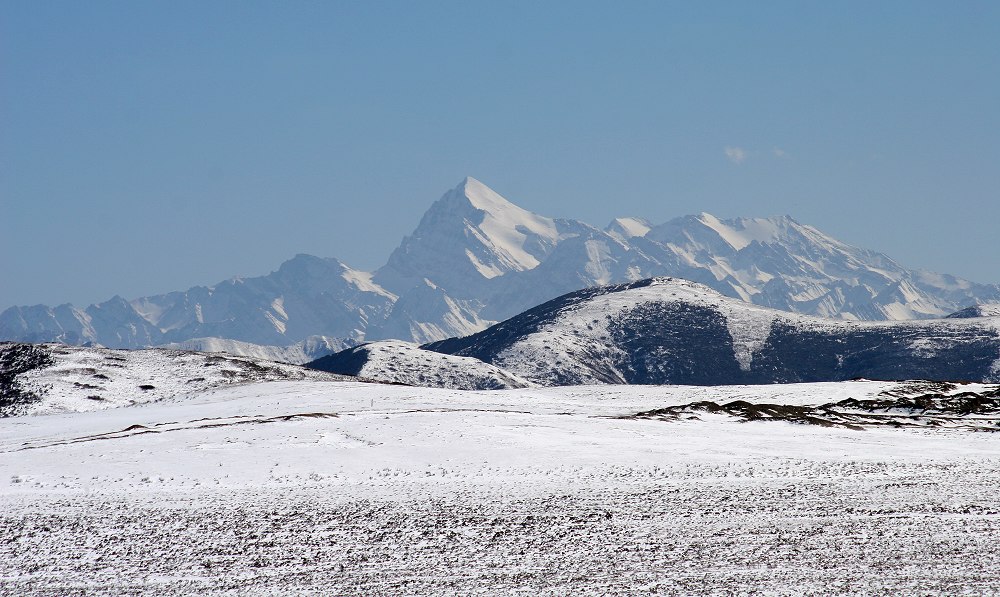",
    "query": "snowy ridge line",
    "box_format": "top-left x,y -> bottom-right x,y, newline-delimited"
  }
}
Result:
504,277 -> 784,375
419,277 -> 1000,387
5,177 -> 1000,354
